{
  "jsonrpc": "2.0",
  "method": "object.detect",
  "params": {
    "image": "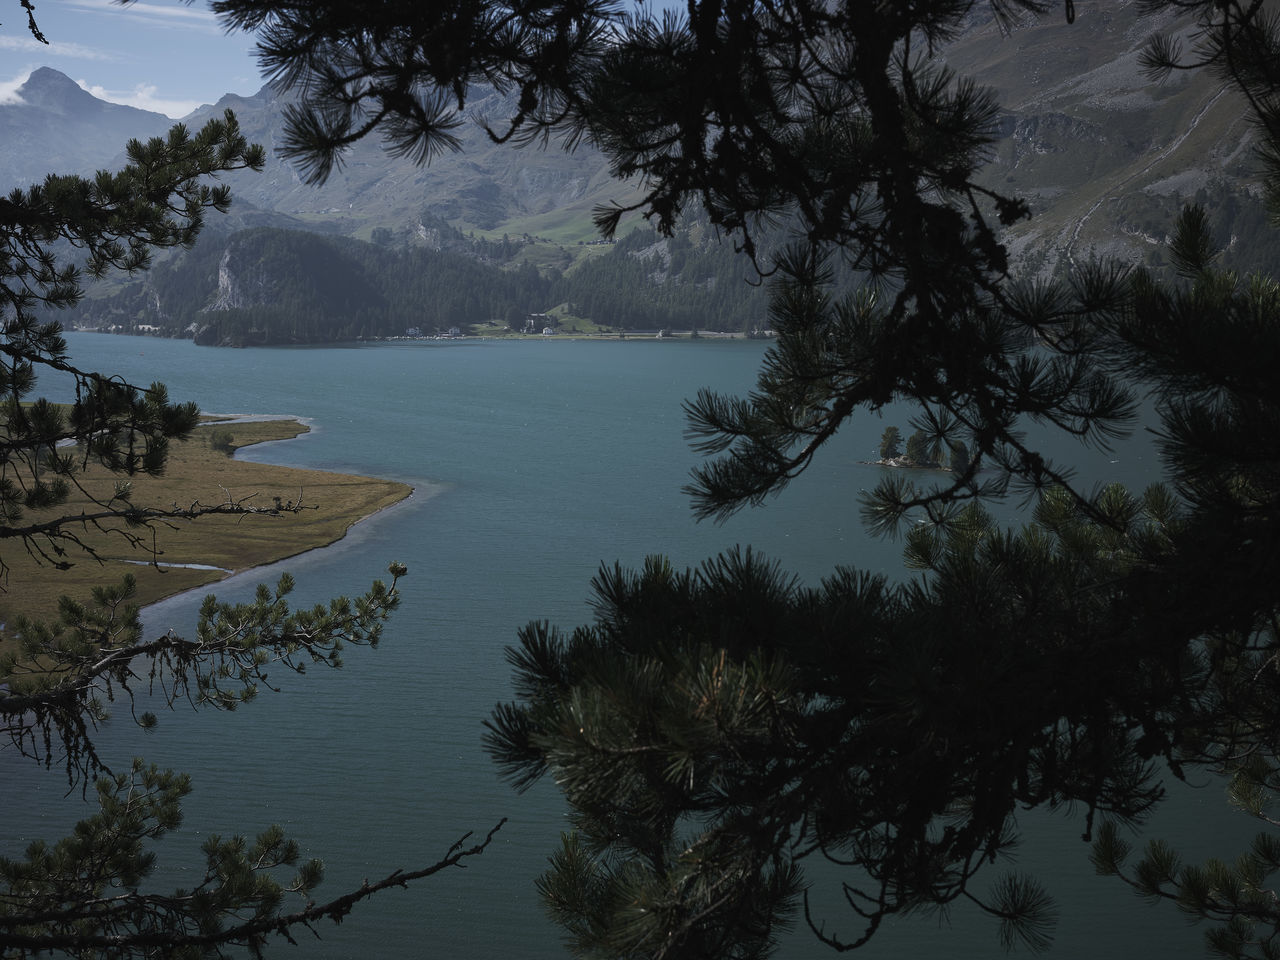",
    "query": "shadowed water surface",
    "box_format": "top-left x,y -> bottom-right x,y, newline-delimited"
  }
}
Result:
2,333 -> 1247,959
